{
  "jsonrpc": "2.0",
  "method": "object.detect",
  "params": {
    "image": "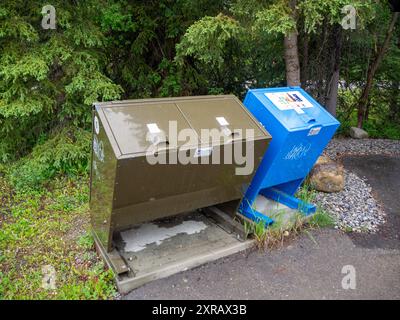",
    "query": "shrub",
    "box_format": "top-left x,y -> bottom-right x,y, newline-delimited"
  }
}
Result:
8,127 -> 91,191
